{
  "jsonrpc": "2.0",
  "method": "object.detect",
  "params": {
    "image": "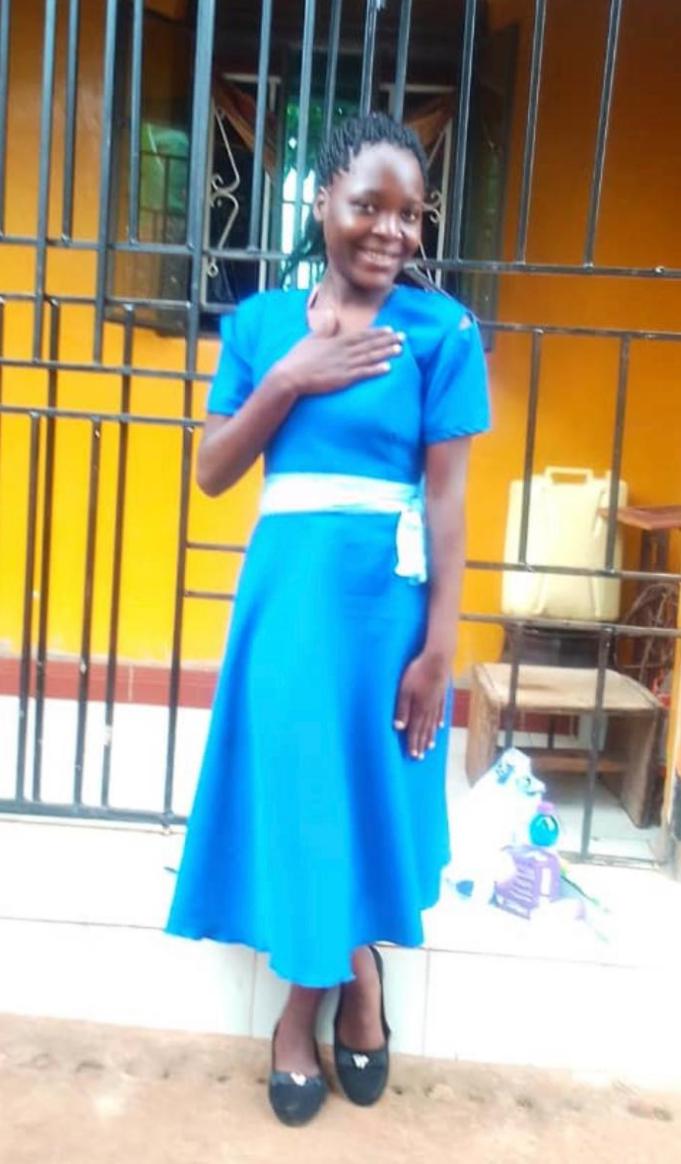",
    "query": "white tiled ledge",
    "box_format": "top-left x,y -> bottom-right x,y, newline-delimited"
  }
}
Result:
1,814 -> 680,1083
1,817 -> 678,973
1,917 -> 679,1086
